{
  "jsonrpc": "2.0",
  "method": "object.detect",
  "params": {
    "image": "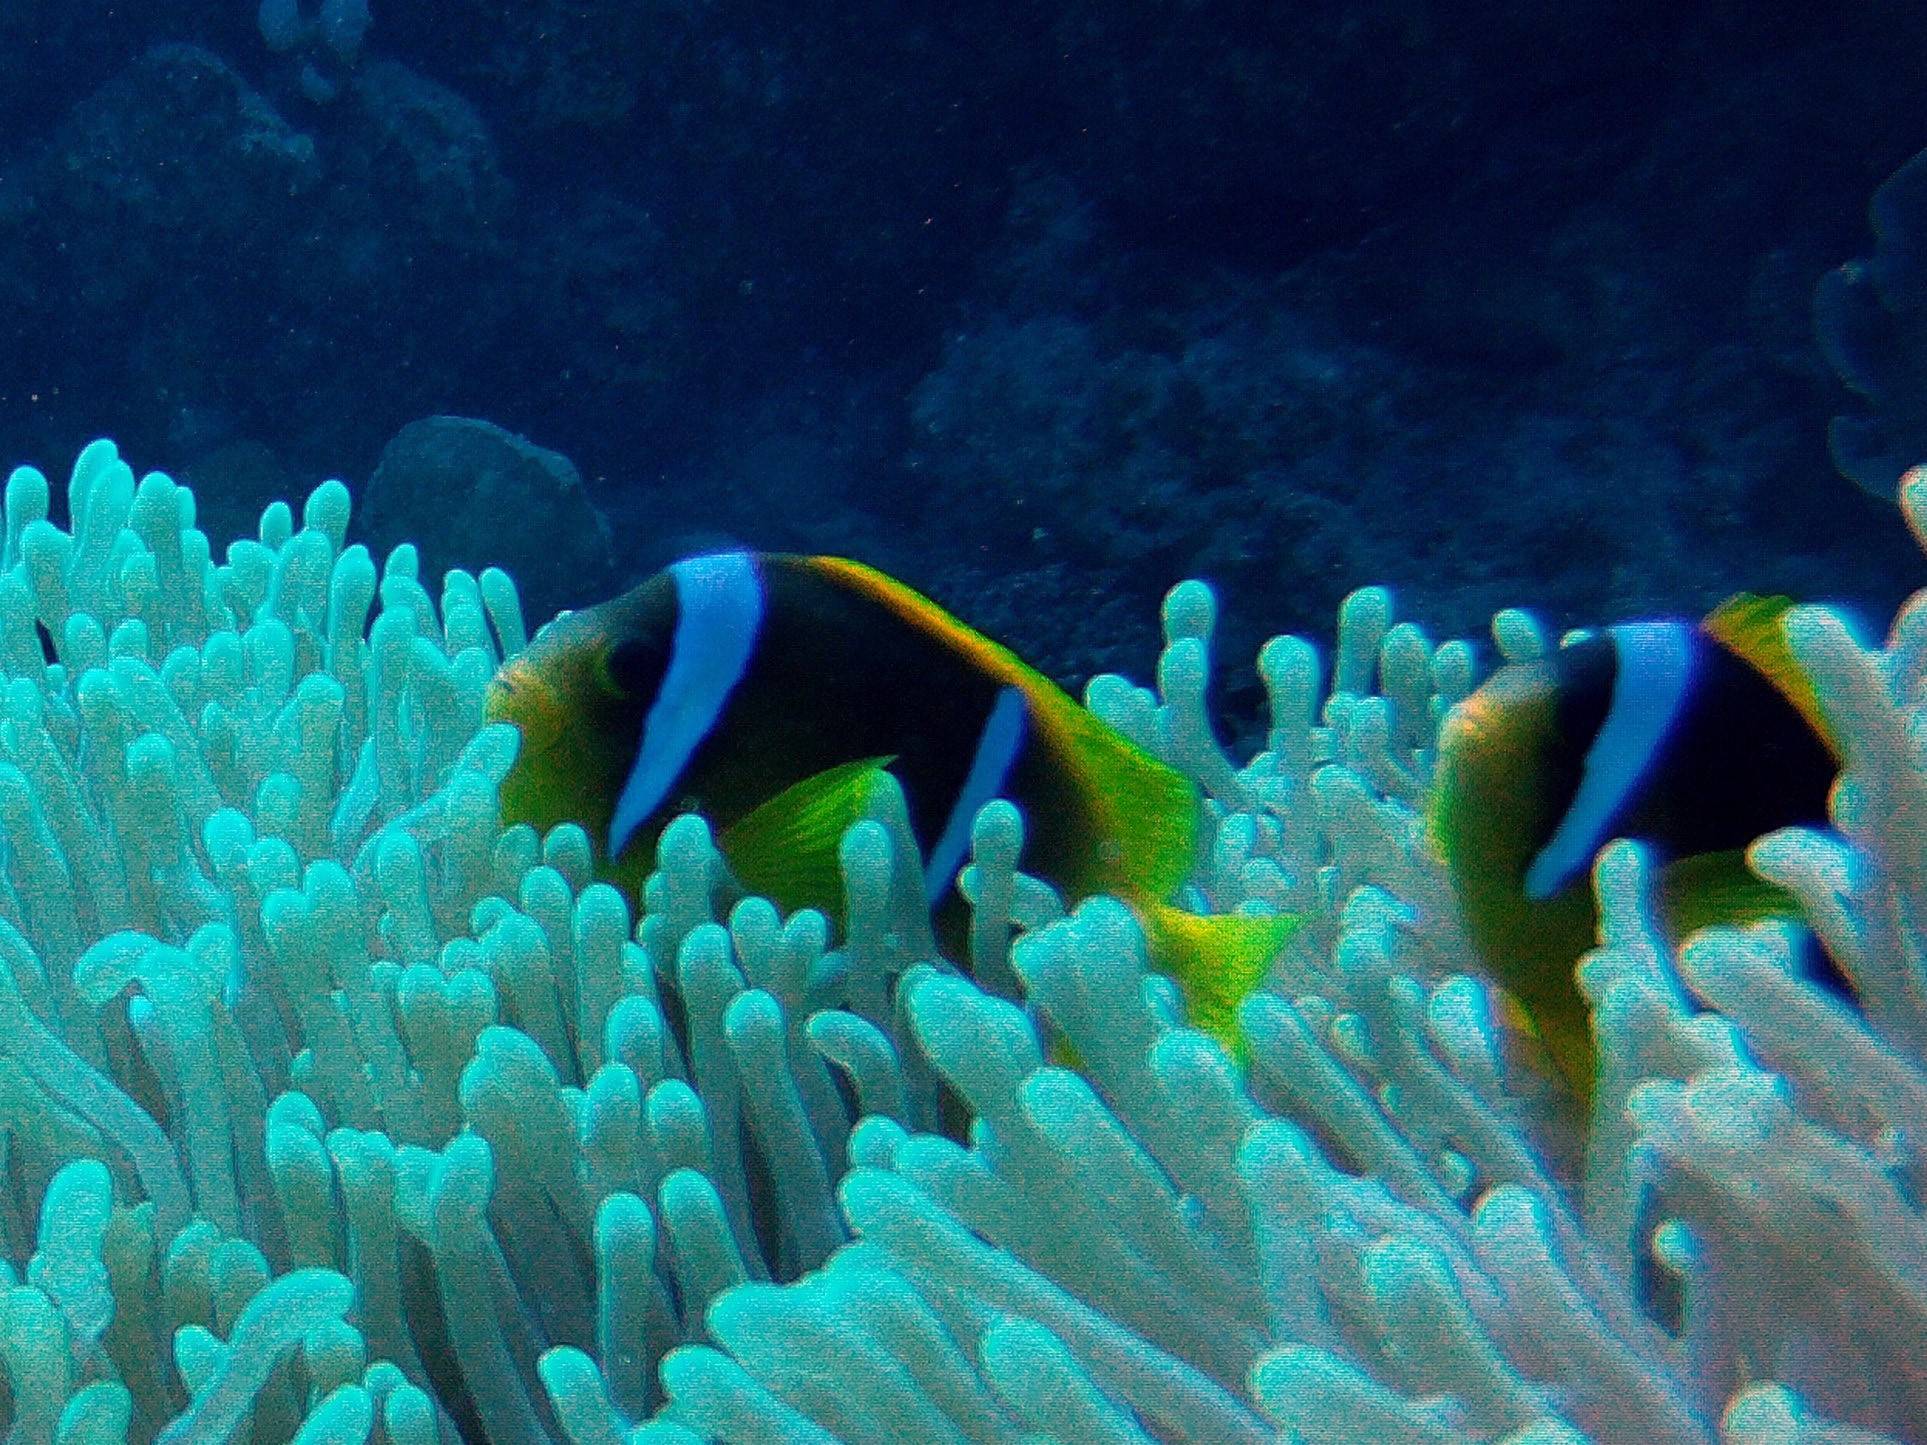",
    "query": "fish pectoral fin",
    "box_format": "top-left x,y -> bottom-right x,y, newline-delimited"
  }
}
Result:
1140,903 -> 1300,1057
718,756 -> 897,917
1498,852 -> 1799,1115
1657,848 -> 1802,938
